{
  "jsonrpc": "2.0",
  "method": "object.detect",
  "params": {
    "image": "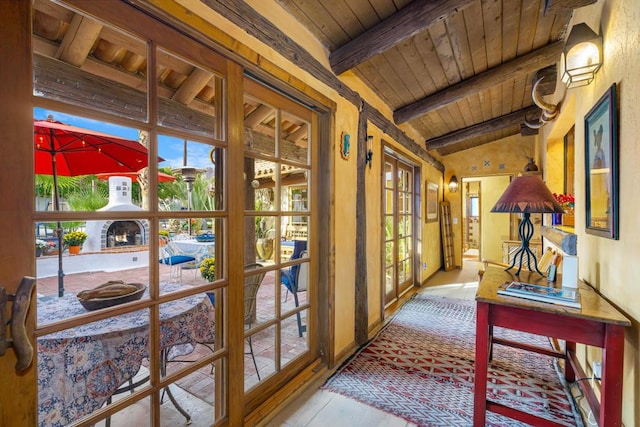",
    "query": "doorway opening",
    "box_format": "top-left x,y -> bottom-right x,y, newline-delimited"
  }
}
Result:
462,179 -> 481,262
